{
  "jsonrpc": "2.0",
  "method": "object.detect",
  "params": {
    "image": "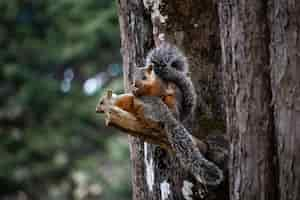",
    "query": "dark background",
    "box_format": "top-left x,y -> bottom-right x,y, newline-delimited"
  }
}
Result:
0,0 -> 131,199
